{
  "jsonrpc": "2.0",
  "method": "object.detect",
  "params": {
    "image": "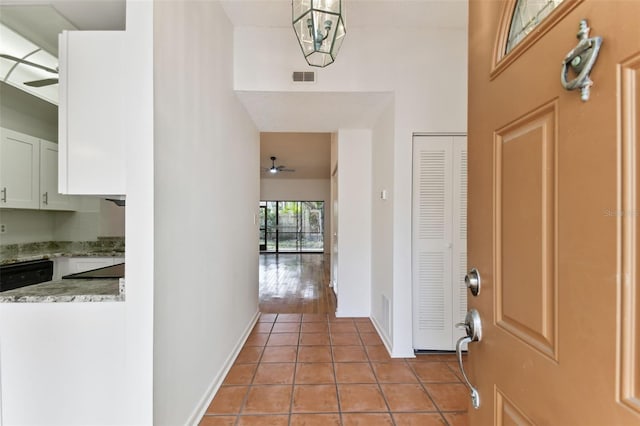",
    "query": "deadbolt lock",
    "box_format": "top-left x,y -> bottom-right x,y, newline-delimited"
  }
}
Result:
465,268 -> 481,297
